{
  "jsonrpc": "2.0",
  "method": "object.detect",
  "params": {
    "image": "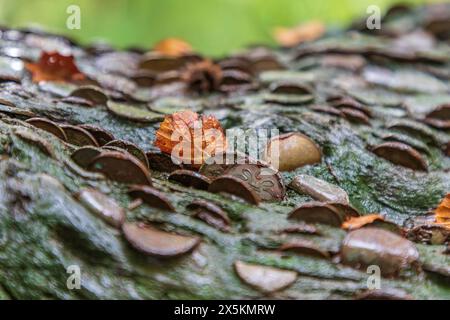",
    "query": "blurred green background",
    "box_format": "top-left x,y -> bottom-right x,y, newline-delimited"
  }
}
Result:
0,0 -> 444,56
